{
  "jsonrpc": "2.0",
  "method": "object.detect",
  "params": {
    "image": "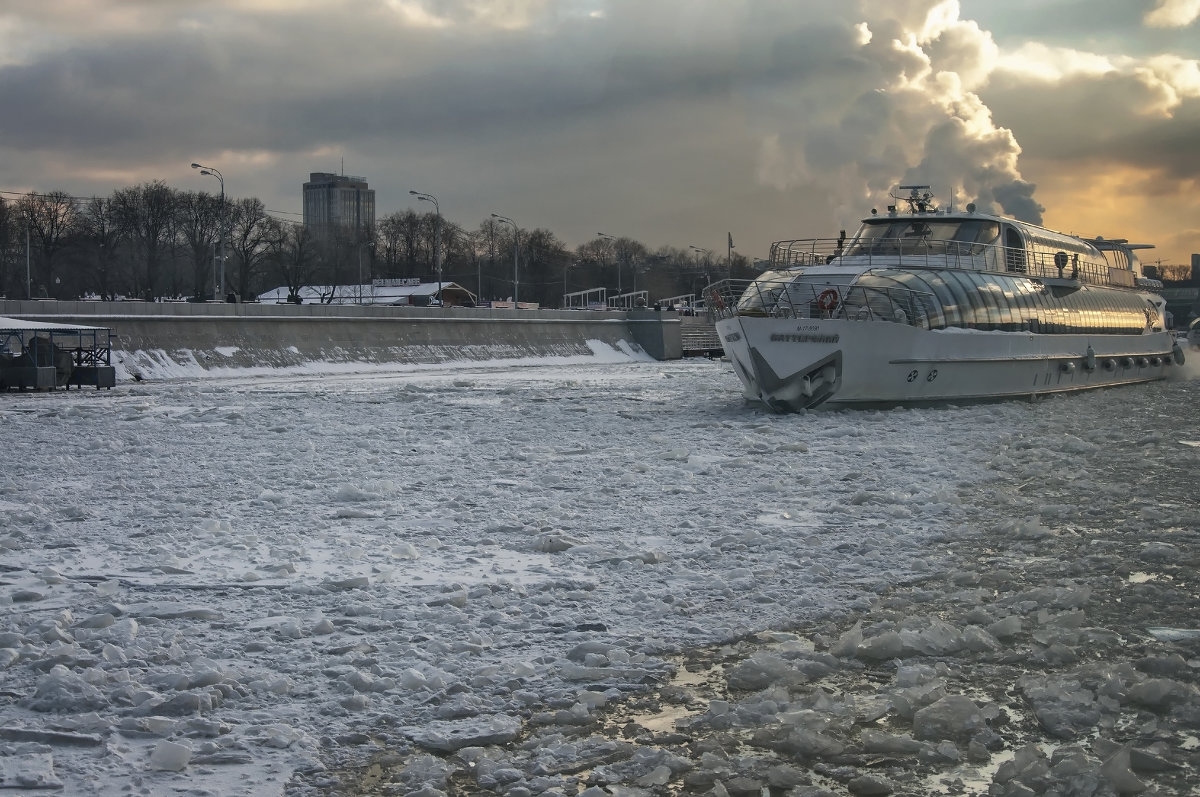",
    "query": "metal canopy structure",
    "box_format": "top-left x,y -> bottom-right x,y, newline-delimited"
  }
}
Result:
0,317 -> 116,390
257,280 -> 478,307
